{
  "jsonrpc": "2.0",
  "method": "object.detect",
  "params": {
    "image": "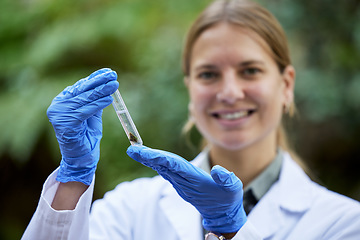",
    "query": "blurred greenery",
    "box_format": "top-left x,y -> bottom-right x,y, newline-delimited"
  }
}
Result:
0,0 -> 359,239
